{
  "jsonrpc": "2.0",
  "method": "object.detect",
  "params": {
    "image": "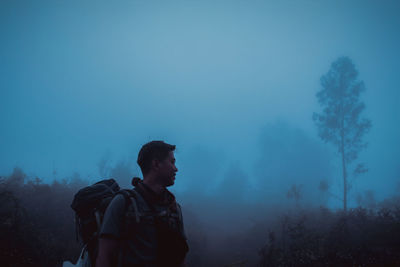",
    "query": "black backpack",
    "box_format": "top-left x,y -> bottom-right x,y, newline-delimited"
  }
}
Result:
71,179 -> 124,265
